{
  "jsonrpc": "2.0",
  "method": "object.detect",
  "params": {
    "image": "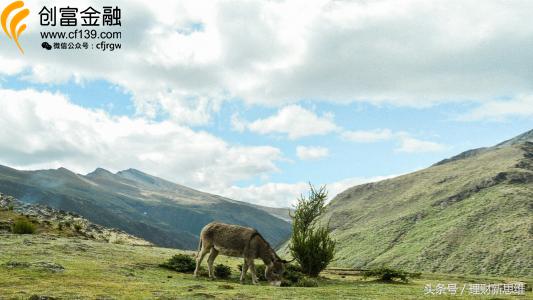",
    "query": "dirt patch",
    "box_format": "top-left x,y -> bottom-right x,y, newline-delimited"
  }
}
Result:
218,284 -> 234,289
192,293 -> 215,299
187,284 -> 205,290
